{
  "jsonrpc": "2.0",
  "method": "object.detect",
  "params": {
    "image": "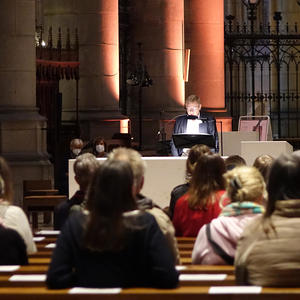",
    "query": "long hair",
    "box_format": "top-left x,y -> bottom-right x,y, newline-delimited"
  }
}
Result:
0,157 -> 13,203
188,154 -> 226,210
253,154 -> 274,183
186,144 -> 212,181
84,159 -> 137,251
261,151 -> 300,234
266,151 -> 300,217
